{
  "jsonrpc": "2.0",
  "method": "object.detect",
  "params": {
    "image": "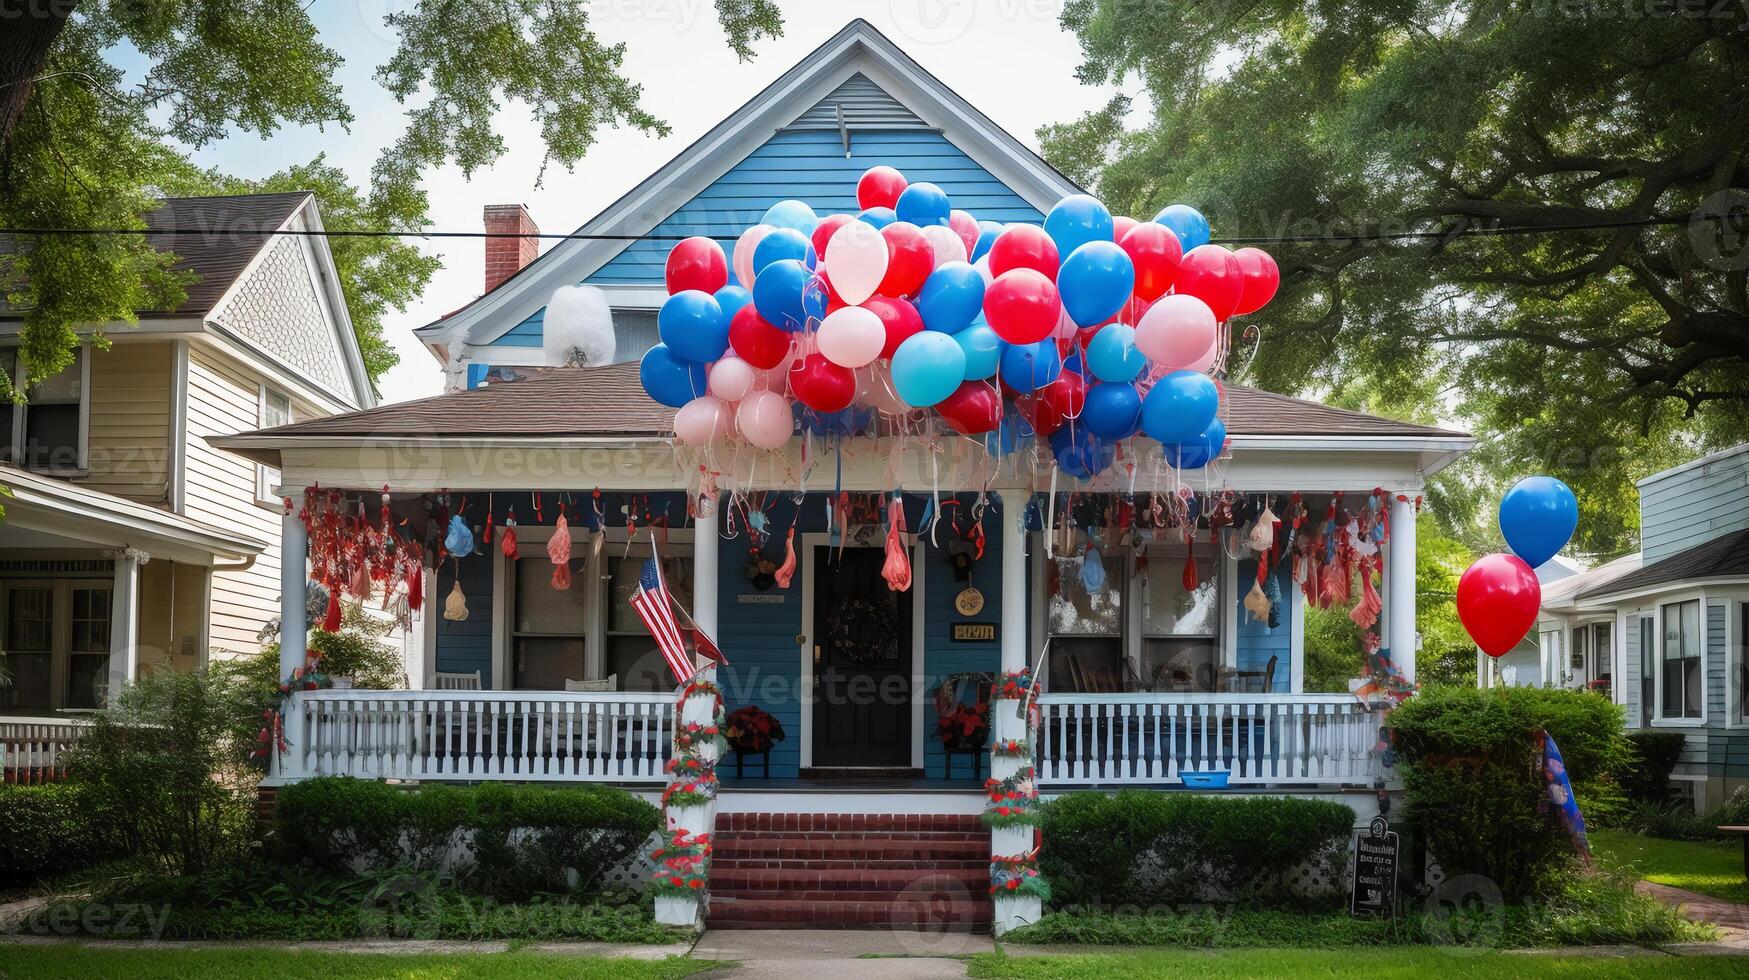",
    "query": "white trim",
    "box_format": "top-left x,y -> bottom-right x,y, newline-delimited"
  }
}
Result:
168,340 -> 190,513
1637,442 -> 1749,489
75,345 -> 90,473
1651,591 -> 1708,726
1289,575 -> 1305,694
188,332 -> 357,418
1584,576 -> 1749,608
255,384 -> 293,507
1727,598 -> 1746,729
0,462 -> 266,563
